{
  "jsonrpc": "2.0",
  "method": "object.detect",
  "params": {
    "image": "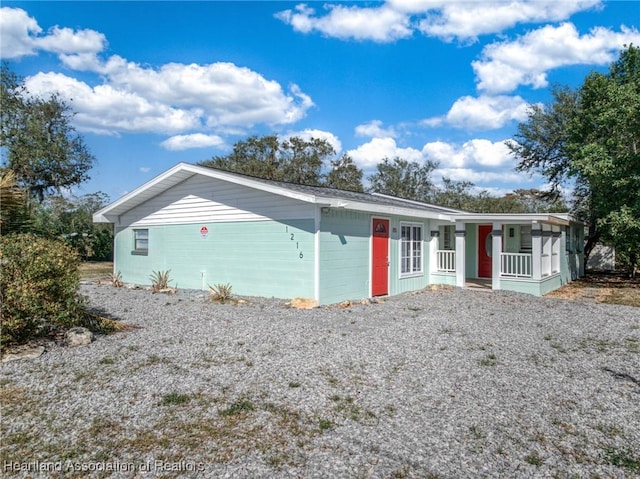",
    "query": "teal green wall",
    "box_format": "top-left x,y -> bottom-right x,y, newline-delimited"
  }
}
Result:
504,225 -> 521,253
430,273 -> 456,286
501,274 -> 562,296
317,211 -> 429,304
115,219 -> 315,299
465,224 -> 478,278
318,210 -> 370,304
